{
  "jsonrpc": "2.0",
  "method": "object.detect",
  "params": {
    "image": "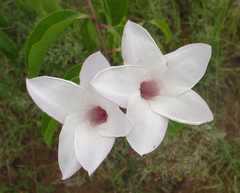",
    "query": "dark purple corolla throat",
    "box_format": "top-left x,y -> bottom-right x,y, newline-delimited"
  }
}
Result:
89,106 -> 108,126
140,81 -> 159,100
